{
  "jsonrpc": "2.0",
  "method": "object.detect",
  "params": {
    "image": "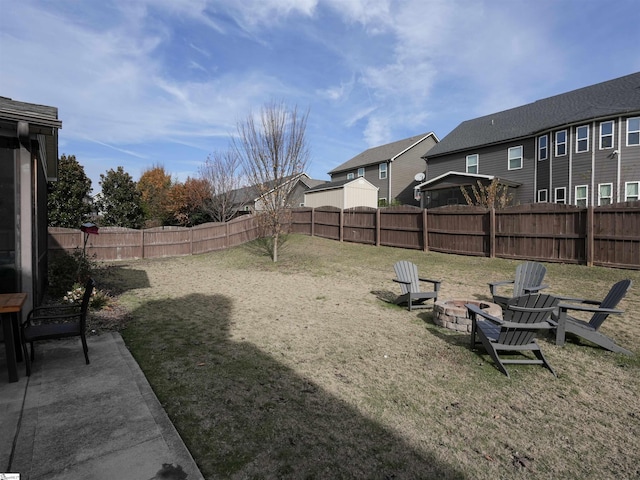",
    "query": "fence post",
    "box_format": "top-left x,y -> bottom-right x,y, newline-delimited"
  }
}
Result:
141,230 -> 145,259
189,227 -> 193,255
339,209 -> 344,242
311,207 -> 315,237
489,207 -> 496,258
586,206 -> 594,266
376,208 -> 381,247
422,208 -> 429,252
225,221 -> 229,249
